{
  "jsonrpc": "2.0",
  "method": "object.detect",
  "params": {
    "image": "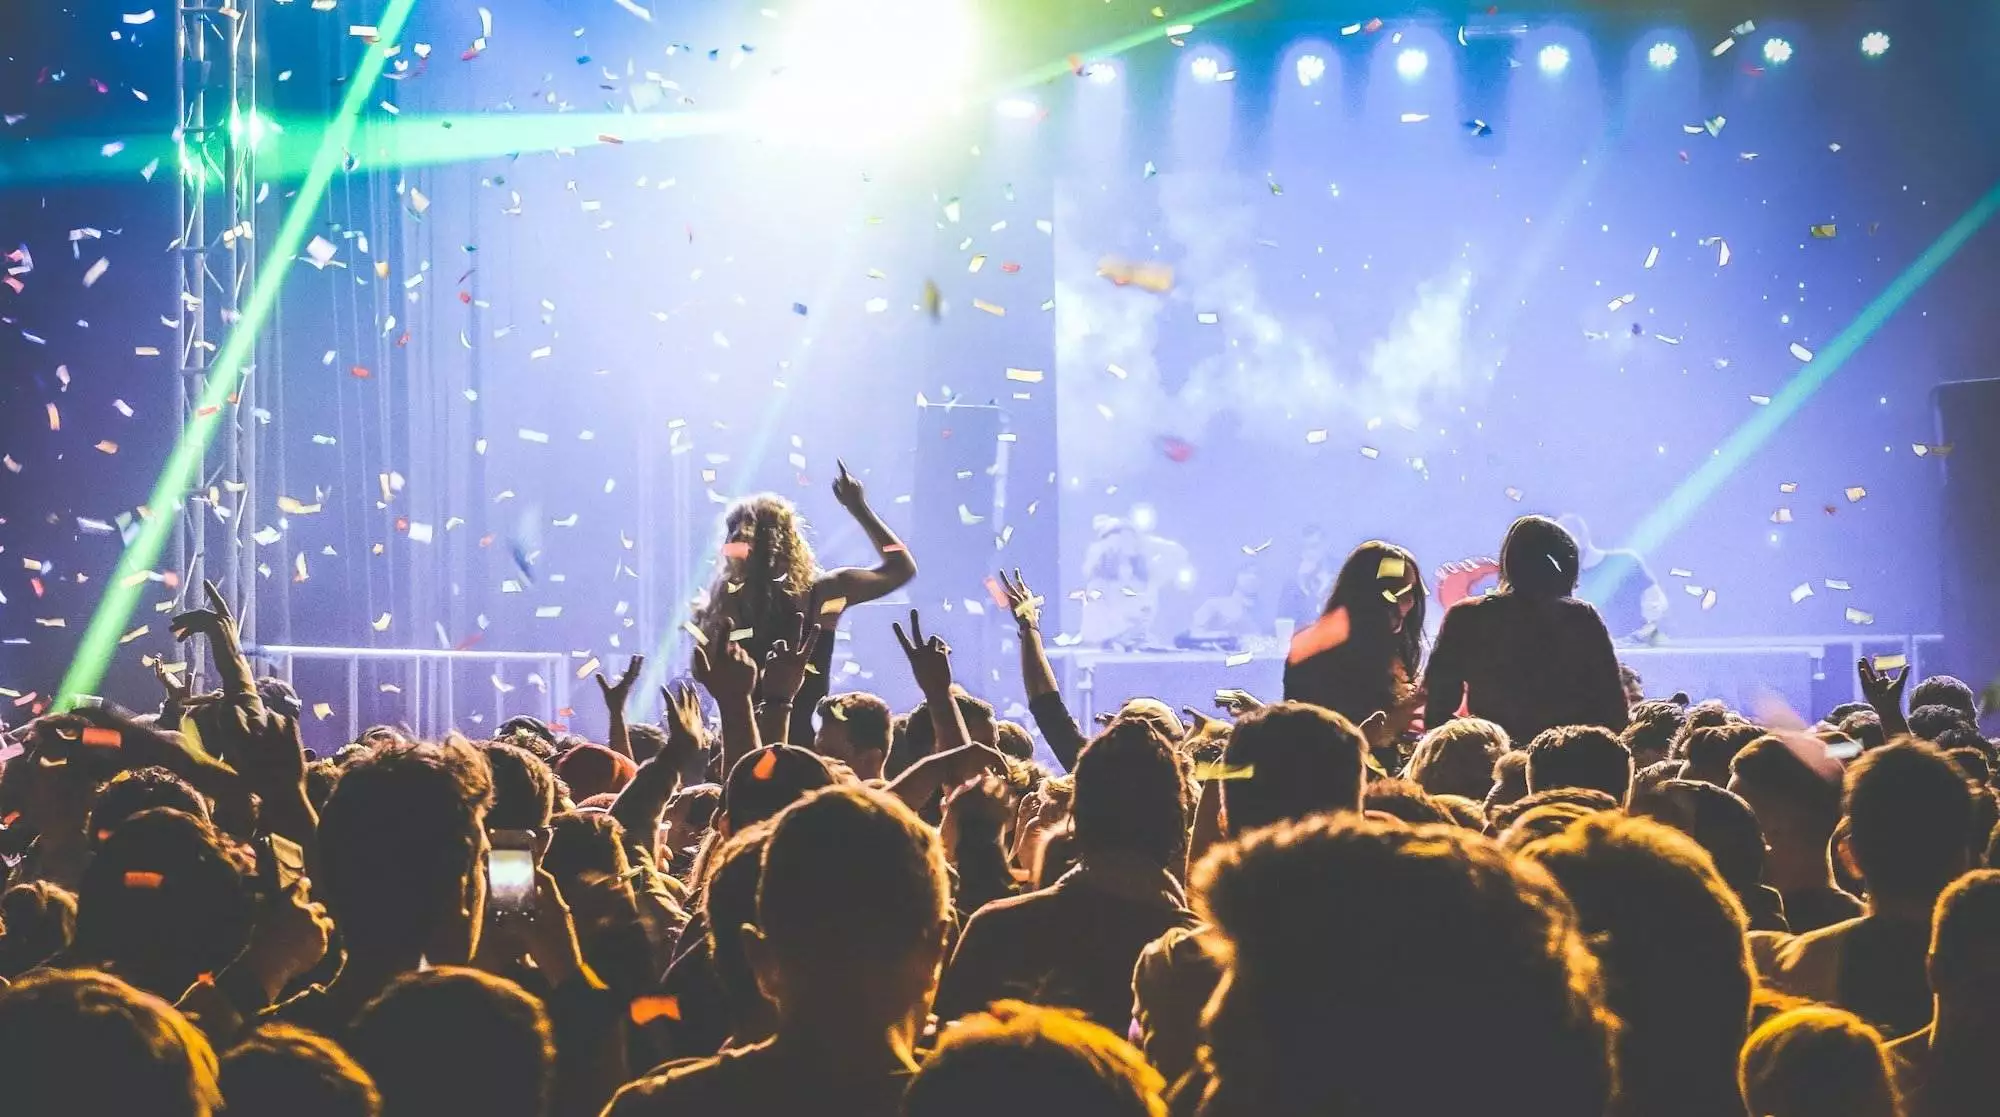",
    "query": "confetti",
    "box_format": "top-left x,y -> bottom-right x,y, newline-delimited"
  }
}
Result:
1844,607 -> 1875,626
1790,343 -> 1815,362
1192,762 -> 1256,782
123,871 -> 165,890
575,656 -> 600,680
1810,224 -> 1836,239
1824,579 -> 1852,591
1771,509 -> 1793,524
1005,368 -> 1044,383
1306,429 -> 1328,444
82,258 -> 109,287
1701,590 -> 1718,611
752,750 -> 779,780
1196,311 -> 1219,325
972,299 -> 1005,316
681,621 -> 708,646
313,702 -> 334,720
1225,652 -> 1253,668
630,996 -> 681,1025
372,613 -> 392,631
1790,583 -> 1814,604
1844,486 -> 1866,503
